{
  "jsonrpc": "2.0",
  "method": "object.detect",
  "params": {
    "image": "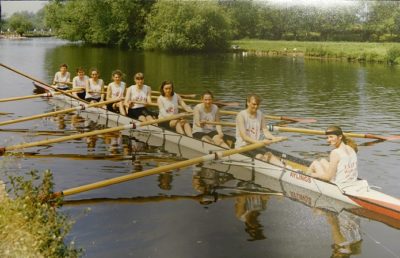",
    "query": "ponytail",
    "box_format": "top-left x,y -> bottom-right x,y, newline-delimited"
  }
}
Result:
343,135 -> 358,153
